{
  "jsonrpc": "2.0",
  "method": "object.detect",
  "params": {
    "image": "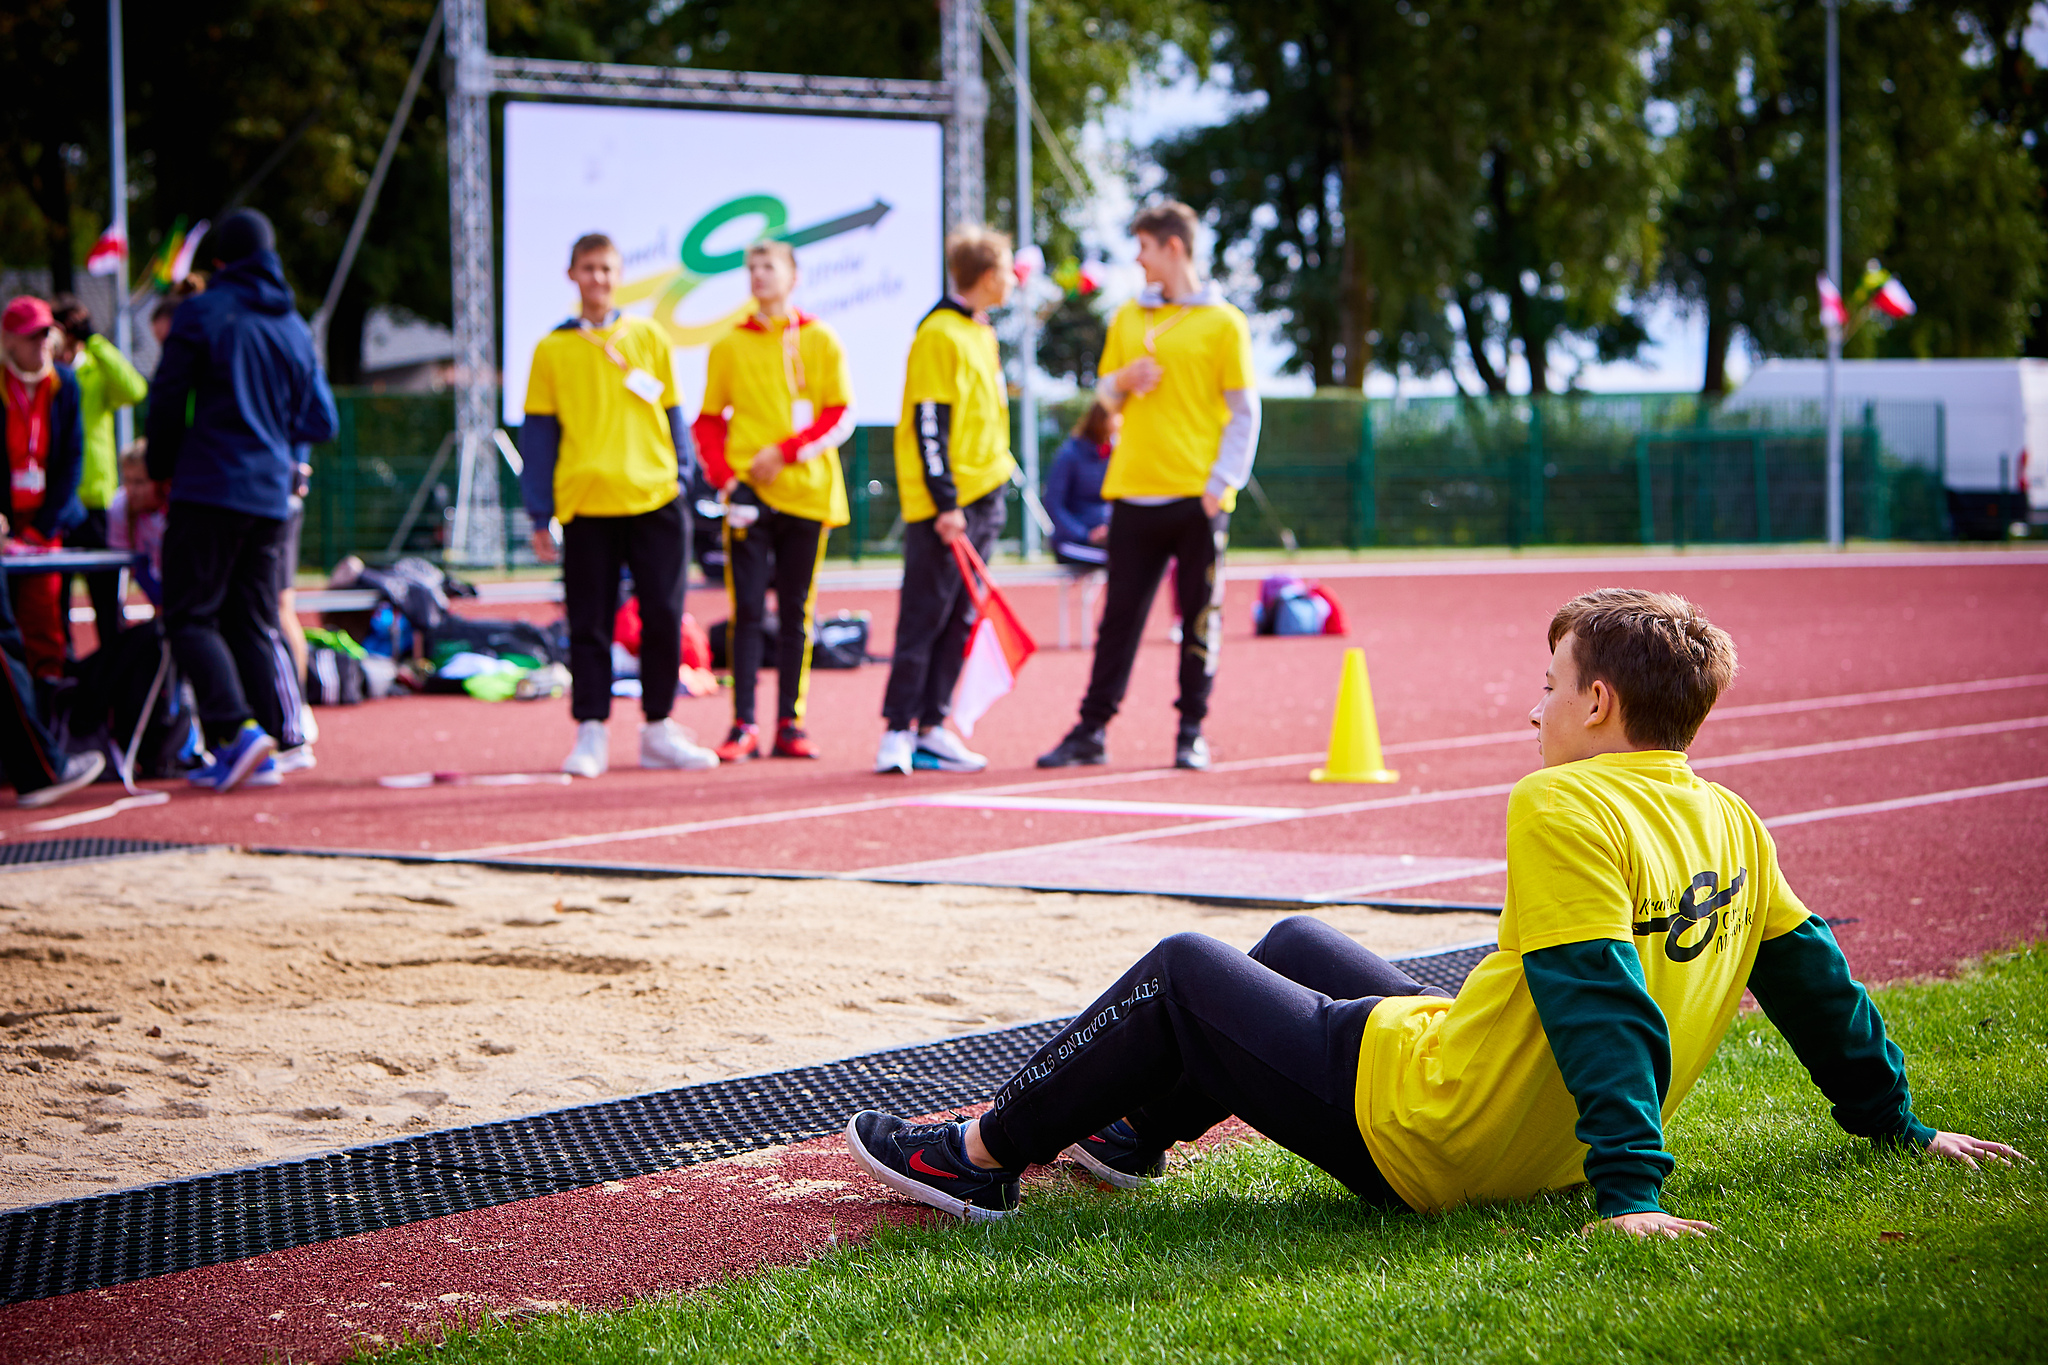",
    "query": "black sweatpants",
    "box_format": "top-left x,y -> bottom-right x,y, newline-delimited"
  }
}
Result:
0,563 -> 64,796
977,916 -> 1450,1205
724,504 -> 827,726
562,497 -> 688,724
1078,498 -> 1227,731
162,501 -> 306,750
879,489 -> 1005,732
67,507 -> 126,654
